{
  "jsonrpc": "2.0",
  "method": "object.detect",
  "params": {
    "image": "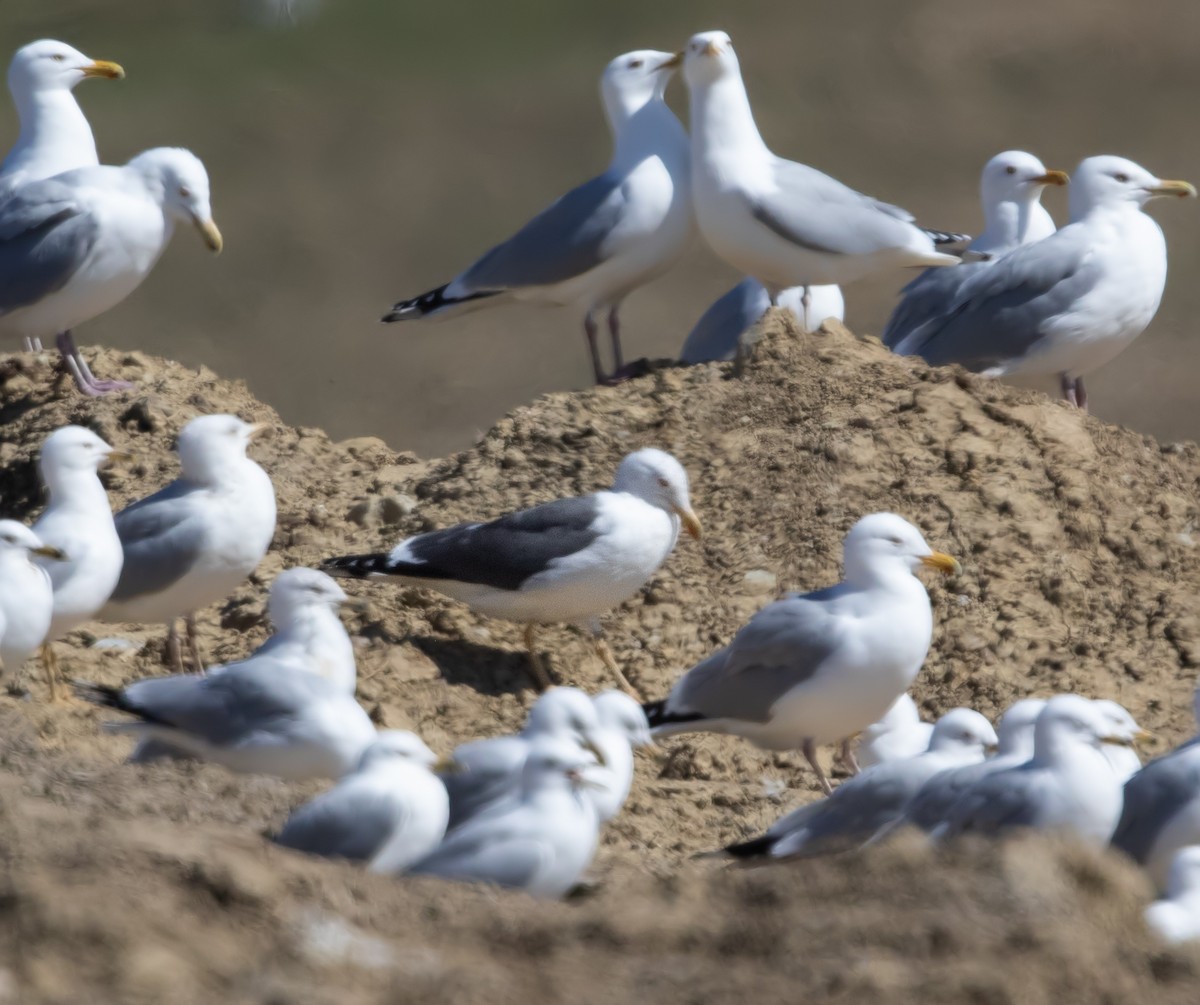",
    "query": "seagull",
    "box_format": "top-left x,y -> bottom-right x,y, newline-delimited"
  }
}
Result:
100,415 -> 277,674
437,687 -> 606,831
0,521 -> 65,686
883,150 -> 1067,351
1145,847 -> 1200,944
409,735 -> 604,899
322,448 -> 700,697
0,40 -> 124,193
0,146 -> 223,395
674,30 -> 964,311
382,49 -> 693,384
678,278 -> 844,365
644,512 -> 959,794
723,708 -> 997,859
938,695 -> 1130,845
855,693 -> 934,771
273,730 -> 450,873
1093,699 -> 1148,783
900,697 -> 1046,837
73,570 -> 376,780
1111,692 -> 1200,891
29,426 -> 125,699
886,155 -> 1195,410
589,689 -> 653,822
